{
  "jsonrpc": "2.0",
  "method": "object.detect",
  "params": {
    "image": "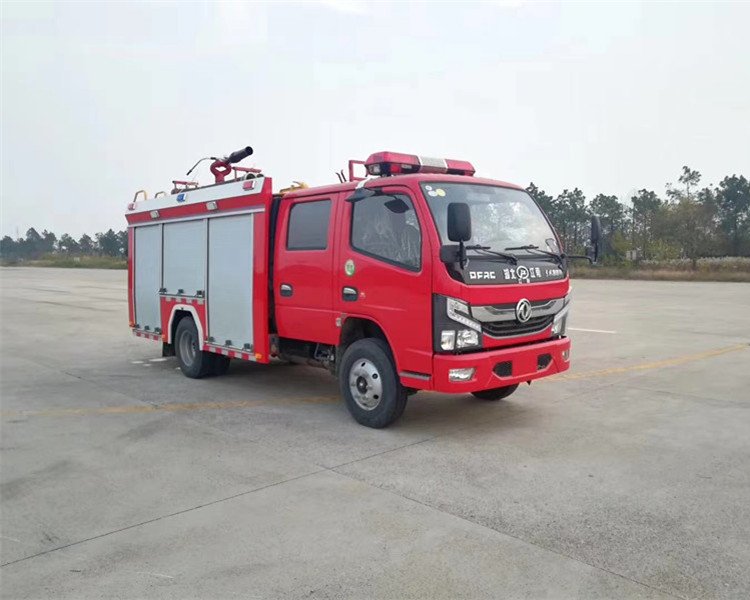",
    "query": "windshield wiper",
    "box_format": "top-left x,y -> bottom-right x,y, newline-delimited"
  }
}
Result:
504,245 -> 565,268
466,245 -> 518,264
